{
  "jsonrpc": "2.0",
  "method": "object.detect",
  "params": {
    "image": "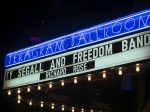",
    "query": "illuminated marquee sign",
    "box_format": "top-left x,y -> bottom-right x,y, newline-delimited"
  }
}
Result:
5,9 -> 150,67
3,30 -> 150,89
